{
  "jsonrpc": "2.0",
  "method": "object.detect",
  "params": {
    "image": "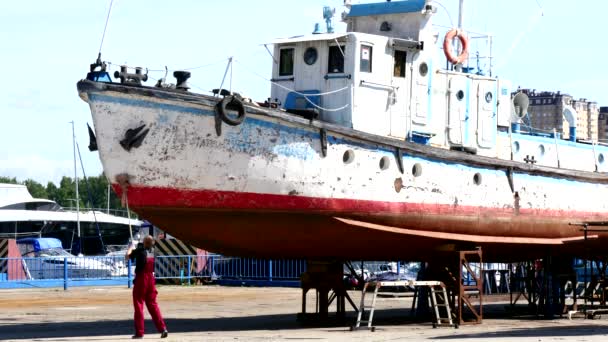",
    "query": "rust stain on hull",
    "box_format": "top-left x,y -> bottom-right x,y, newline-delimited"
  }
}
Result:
135,207 -> 606,262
